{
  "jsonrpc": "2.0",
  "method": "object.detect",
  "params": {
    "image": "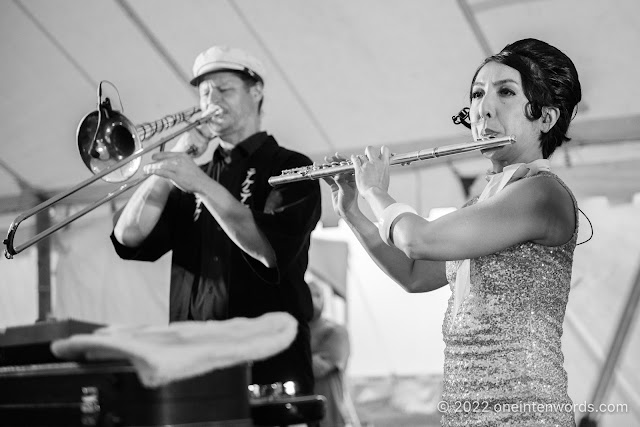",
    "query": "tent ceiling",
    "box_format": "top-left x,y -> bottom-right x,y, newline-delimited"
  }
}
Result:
1,0 -> 639,219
